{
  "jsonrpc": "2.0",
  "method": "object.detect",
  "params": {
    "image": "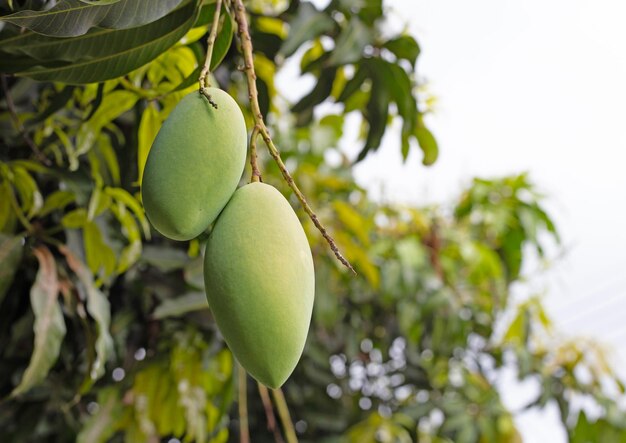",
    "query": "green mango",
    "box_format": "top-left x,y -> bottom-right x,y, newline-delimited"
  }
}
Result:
204,182 -> 315,388
142,88 -> 247,241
